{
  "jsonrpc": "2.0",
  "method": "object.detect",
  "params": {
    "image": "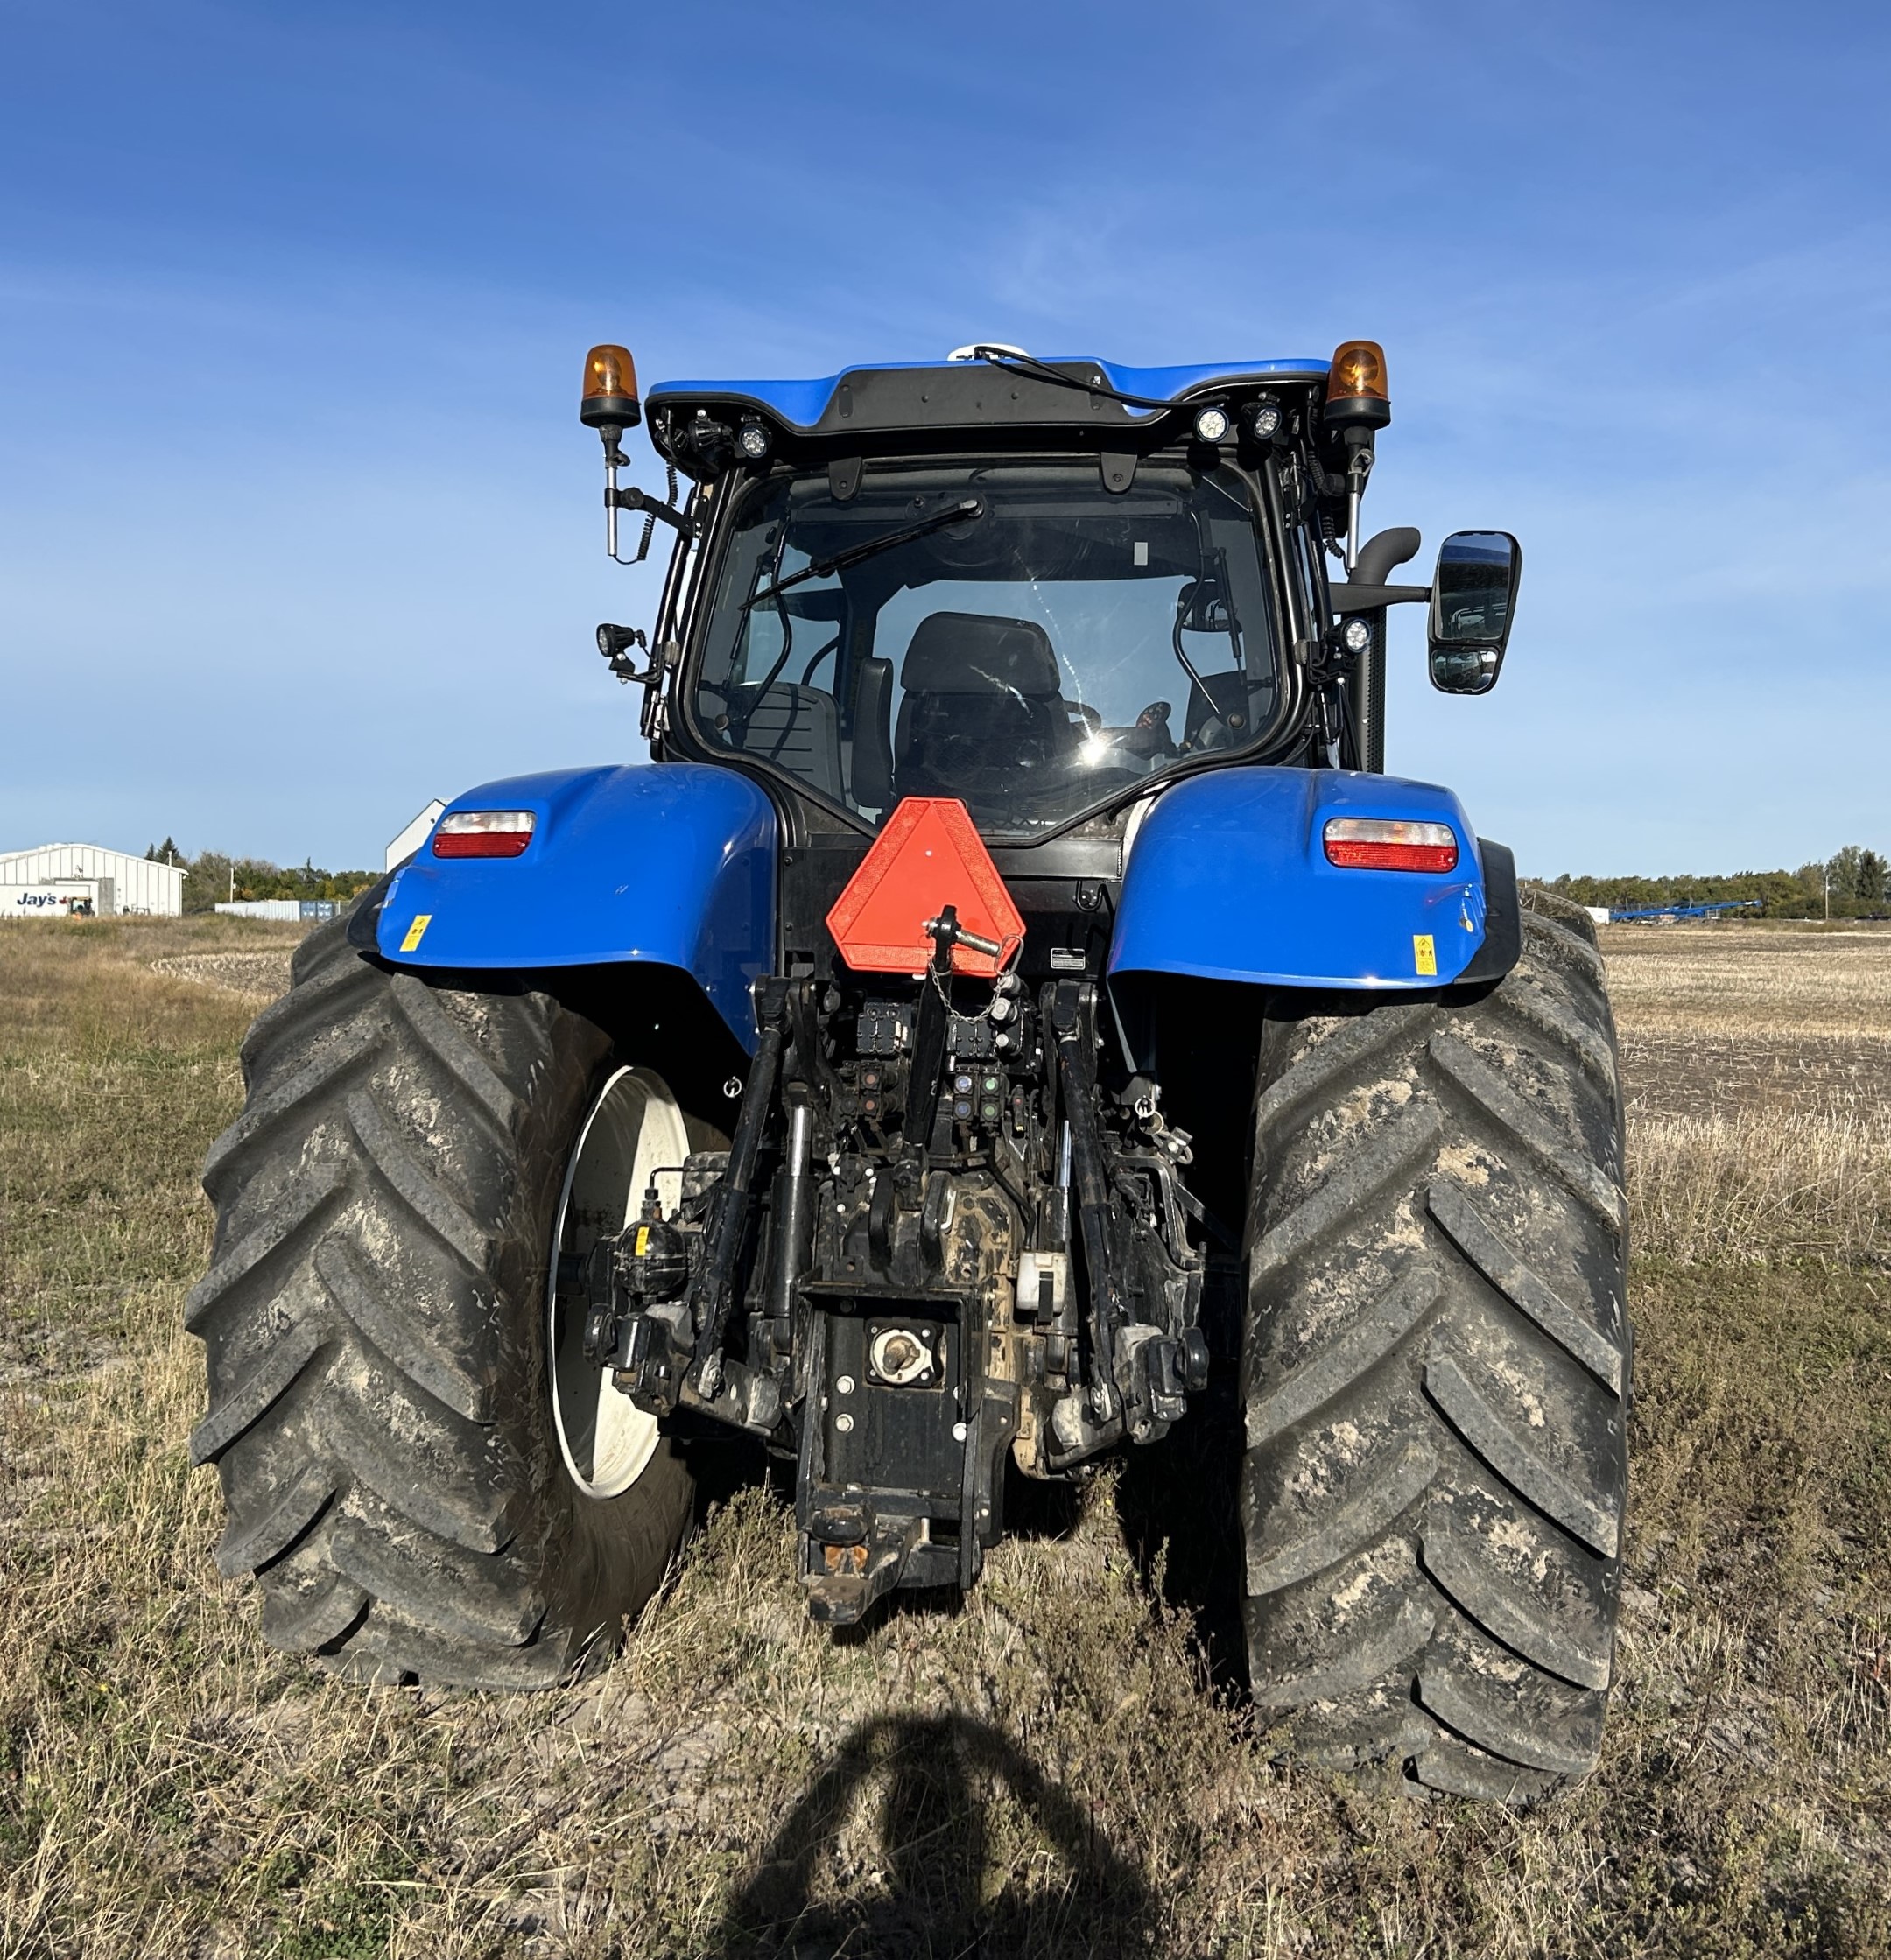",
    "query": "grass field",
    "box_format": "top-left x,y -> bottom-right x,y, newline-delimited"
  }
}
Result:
3,914 -> 1888,1957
